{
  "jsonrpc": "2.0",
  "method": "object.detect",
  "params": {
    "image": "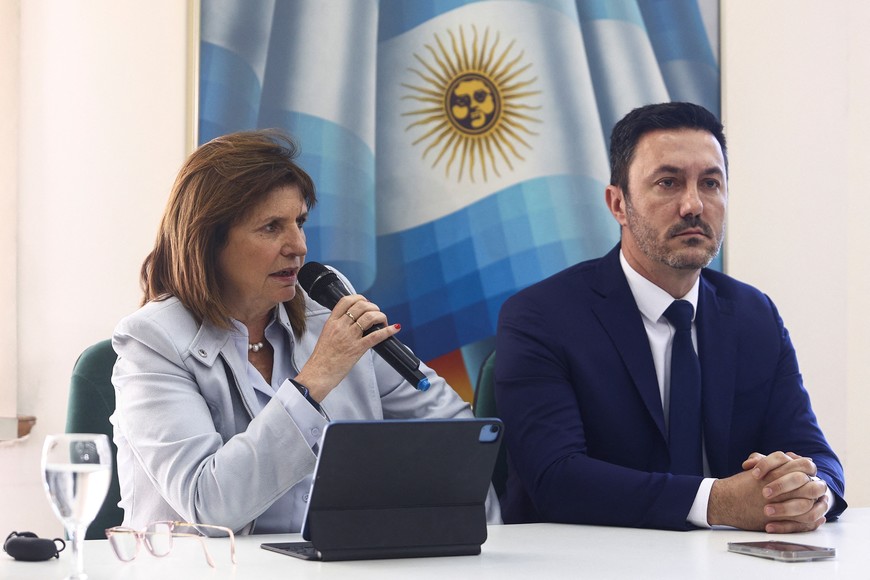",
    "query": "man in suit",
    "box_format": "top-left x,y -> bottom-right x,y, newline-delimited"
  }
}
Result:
495,102 -> 846,532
